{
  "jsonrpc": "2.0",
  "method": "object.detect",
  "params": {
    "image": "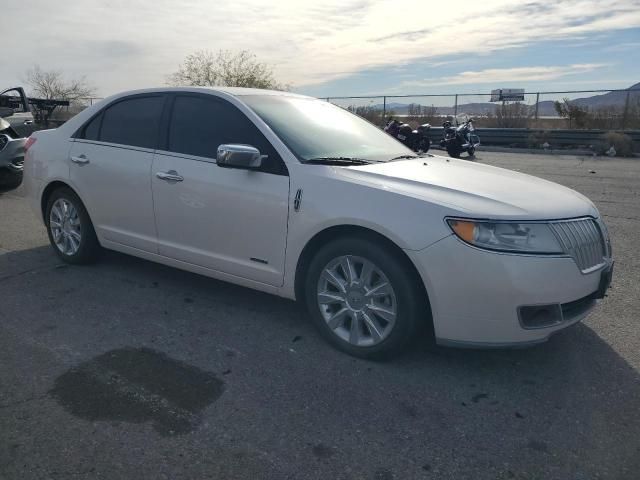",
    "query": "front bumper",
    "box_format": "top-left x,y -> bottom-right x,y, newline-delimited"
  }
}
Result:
406,235 -> 613,347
